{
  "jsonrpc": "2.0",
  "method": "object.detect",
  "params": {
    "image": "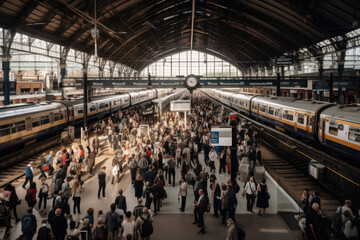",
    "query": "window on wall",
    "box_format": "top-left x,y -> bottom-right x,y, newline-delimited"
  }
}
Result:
140,50 -> 242,77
